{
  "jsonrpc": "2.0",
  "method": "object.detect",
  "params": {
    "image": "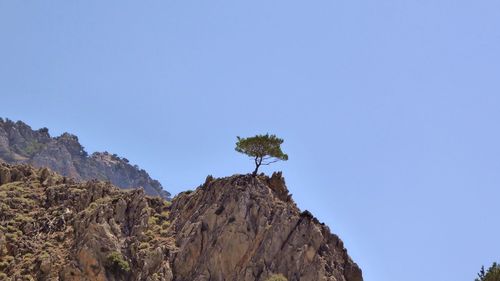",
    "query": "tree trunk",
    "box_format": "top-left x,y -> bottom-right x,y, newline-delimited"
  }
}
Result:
252,157 -> 262,176
252,164 -> 260,176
